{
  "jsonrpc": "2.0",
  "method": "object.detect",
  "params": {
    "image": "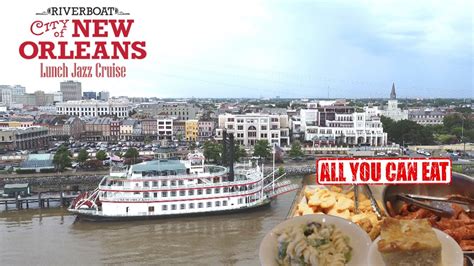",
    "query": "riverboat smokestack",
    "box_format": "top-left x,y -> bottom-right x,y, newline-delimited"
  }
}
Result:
222,130 -> 235,182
